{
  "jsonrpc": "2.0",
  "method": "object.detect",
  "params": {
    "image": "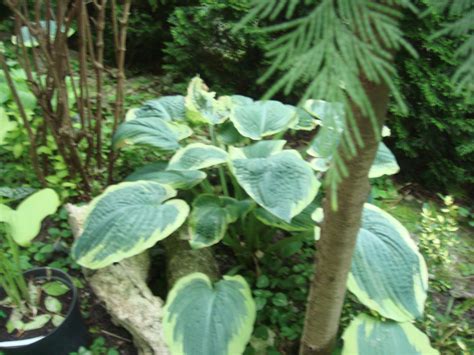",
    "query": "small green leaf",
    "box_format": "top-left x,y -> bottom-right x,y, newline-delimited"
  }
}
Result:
0,107 -> 17,145
127,95 -> 186,122
369,143 -> 400,178
272,293 -> 288,307
44,296 -> 62,313
256,275 -> 270,288
52,314 -> 65,327
43,281 -> 70,296
23,314 -> 51,331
